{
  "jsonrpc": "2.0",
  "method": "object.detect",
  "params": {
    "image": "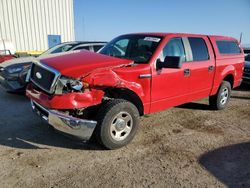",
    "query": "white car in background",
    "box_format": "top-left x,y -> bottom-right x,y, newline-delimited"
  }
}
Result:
0,41 -> 107,92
